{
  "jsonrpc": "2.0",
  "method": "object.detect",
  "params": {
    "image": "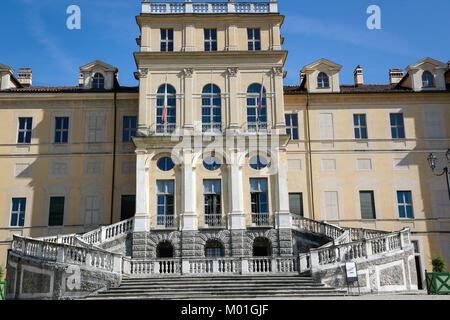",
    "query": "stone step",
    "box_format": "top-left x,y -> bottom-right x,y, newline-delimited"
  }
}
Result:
102,285 -> 333,293
119,279 -> 318,285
